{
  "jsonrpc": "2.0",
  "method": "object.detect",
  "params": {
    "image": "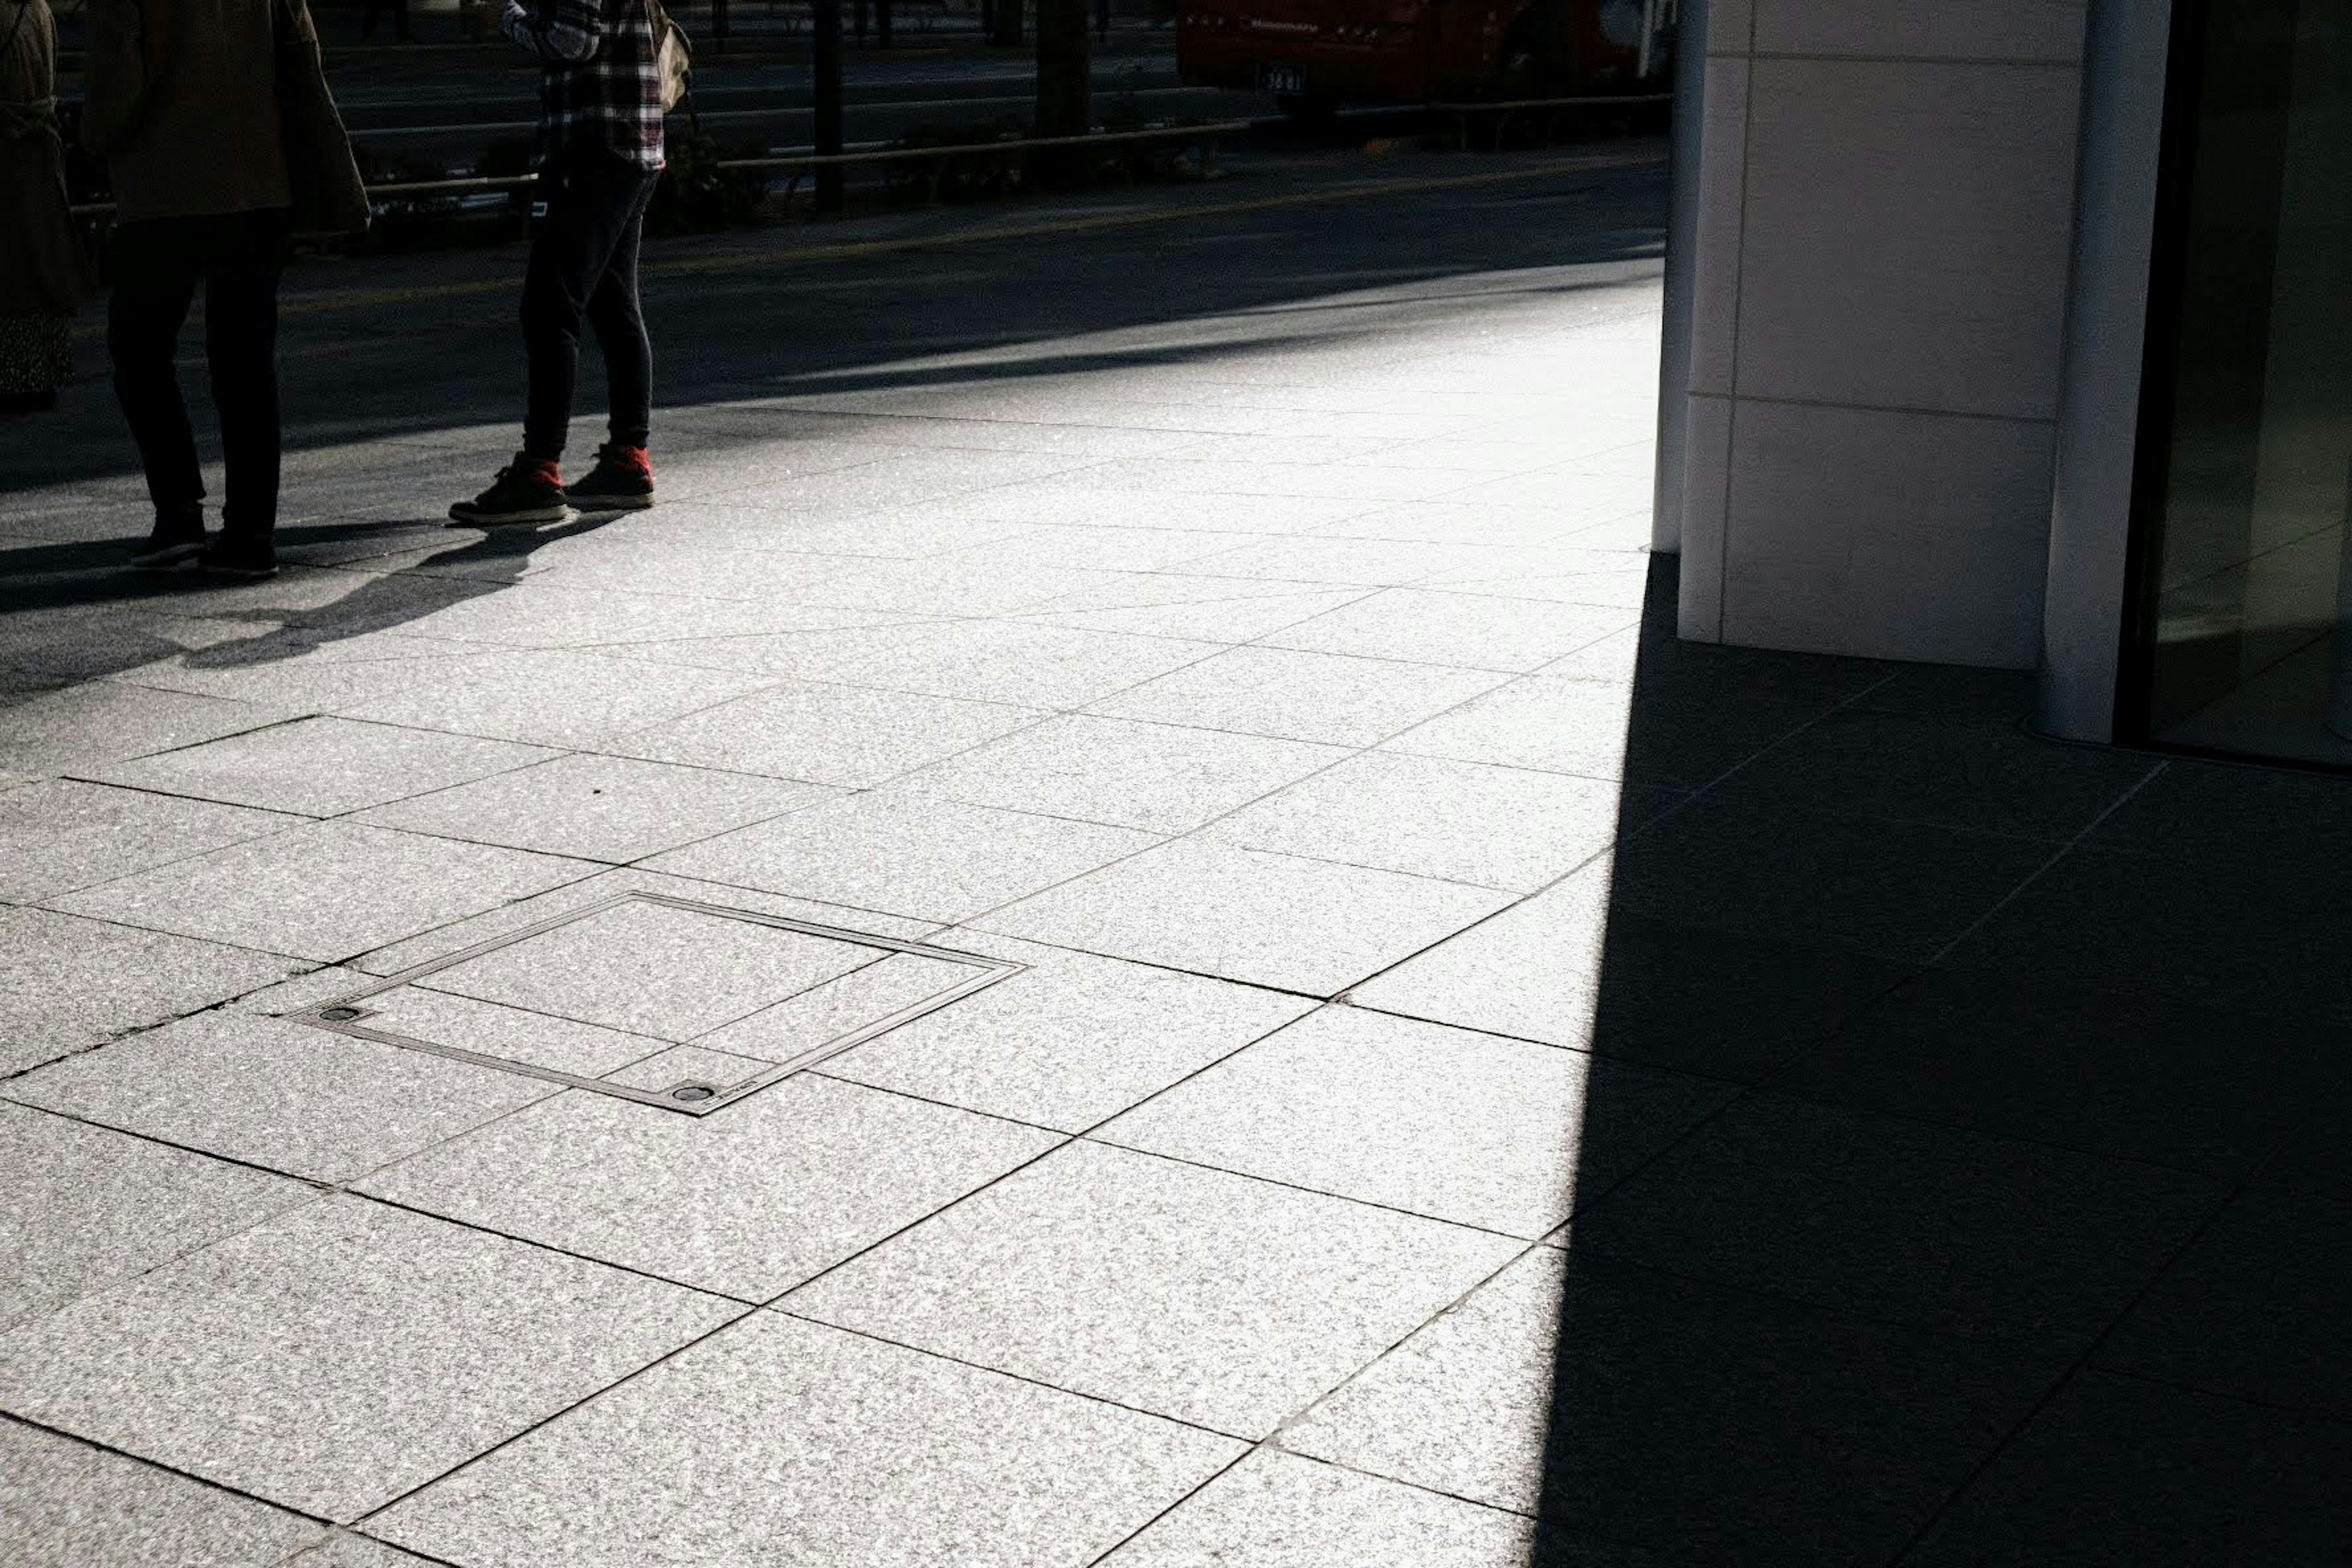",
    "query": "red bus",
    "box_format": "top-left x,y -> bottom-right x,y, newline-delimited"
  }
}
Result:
1178,0 -> 1675,110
